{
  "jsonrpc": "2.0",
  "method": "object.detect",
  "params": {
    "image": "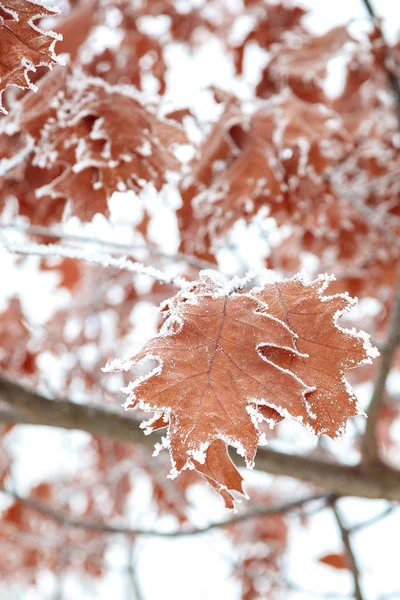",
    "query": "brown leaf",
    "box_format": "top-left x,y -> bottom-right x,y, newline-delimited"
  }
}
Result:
319,552 -> 349,570
0,68 -> 187,222
258,26 -> 353,103
106,274 -> 375,506
0,0 -> 61,113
